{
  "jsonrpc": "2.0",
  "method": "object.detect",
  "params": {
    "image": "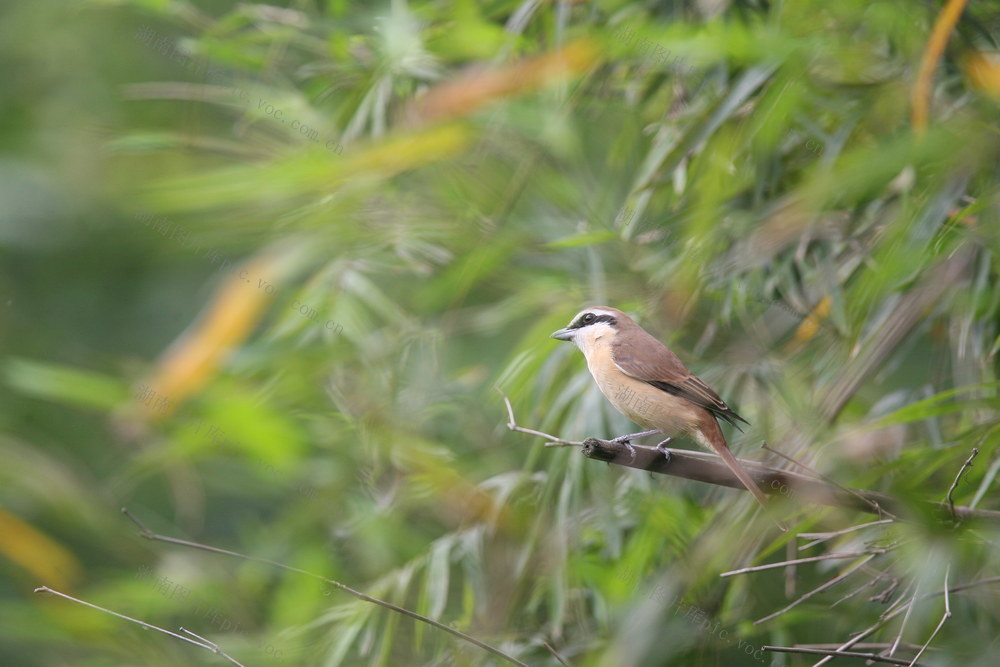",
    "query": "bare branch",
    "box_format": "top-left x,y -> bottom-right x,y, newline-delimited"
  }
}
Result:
798,643 -> 927,651
831,569 -> 889,607
814,600 -> 913,666
34,586 -> 246,666
179,628 -> 245,667
754,553 -> 877,624
499,390 -> 582,447
543,641 -> 571,666
784,540 -> 797,598
908,565 -> 951,666
936,574 -> 1000,595
842,571 -> 1000,606
121,508 -> 529,667
880,581 -> 915,620
721,550 -> 887,578
798,519 -> 895,551
763,645 -> 923,666
946,447 -> 980,522
890,589 -> 920,656
871,575 -> 905,606
813,573 -> 999,667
